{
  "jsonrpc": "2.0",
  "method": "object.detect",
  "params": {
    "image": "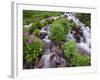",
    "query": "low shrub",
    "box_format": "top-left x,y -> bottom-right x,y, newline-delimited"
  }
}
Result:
62,40 -> 78,60
70,53 -> 91,66
33,20 -> 43,29
51,18 -> 69,43
51,22 -> 66,42
34,29 -> 40,38
40,20 -> 48,27
52,18 -> 69,34
29,21 -> 43,34
23,18 -> 33,25
62,40 -> 91,66
23,27 -> 29,33
46,18 -> 54,24
24,37 -> 44,63
59,18 -> 69,34
69,21 -> 78,30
